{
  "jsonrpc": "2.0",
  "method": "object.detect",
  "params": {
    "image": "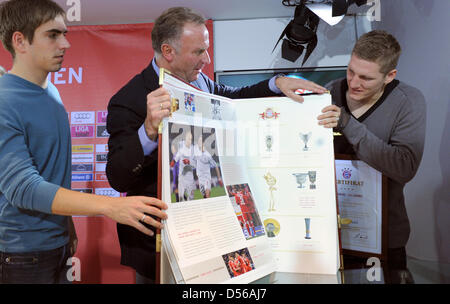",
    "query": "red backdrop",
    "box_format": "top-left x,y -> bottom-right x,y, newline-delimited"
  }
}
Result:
0,21 -> 214,283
